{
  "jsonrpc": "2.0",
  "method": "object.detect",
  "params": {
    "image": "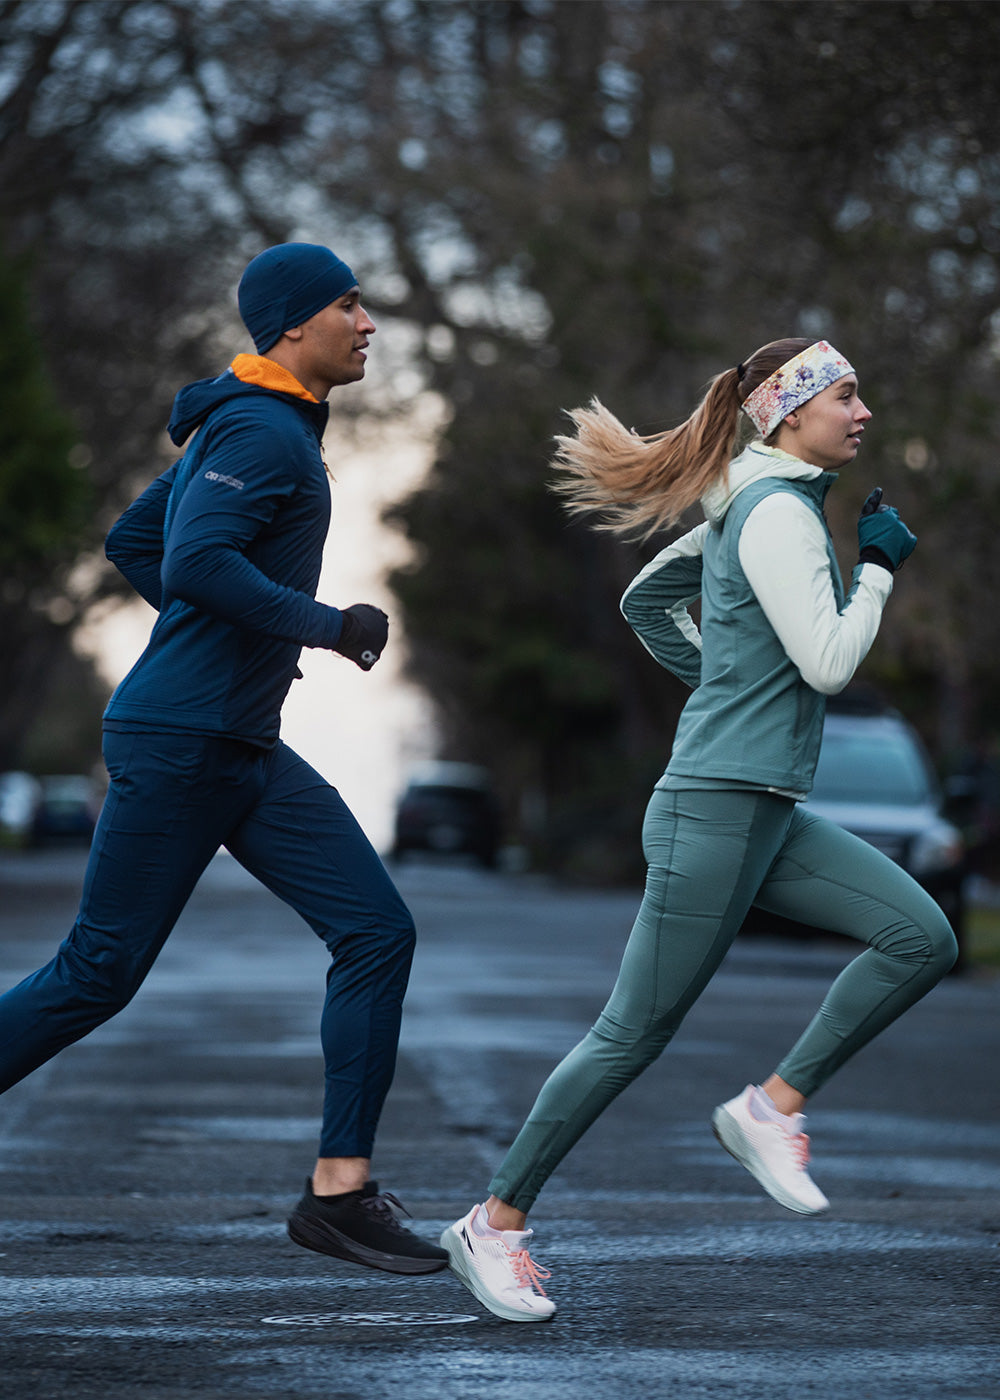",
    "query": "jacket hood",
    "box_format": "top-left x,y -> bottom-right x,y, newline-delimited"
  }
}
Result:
701,443 -> 825,526
167,356 -> 329,446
